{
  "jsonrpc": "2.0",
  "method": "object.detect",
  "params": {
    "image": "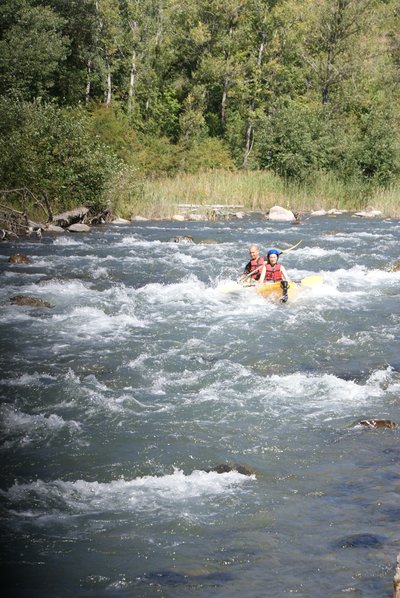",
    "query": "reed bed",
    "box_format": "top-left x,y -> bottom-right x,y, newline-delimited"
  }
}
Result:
110,169 -> 400,219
